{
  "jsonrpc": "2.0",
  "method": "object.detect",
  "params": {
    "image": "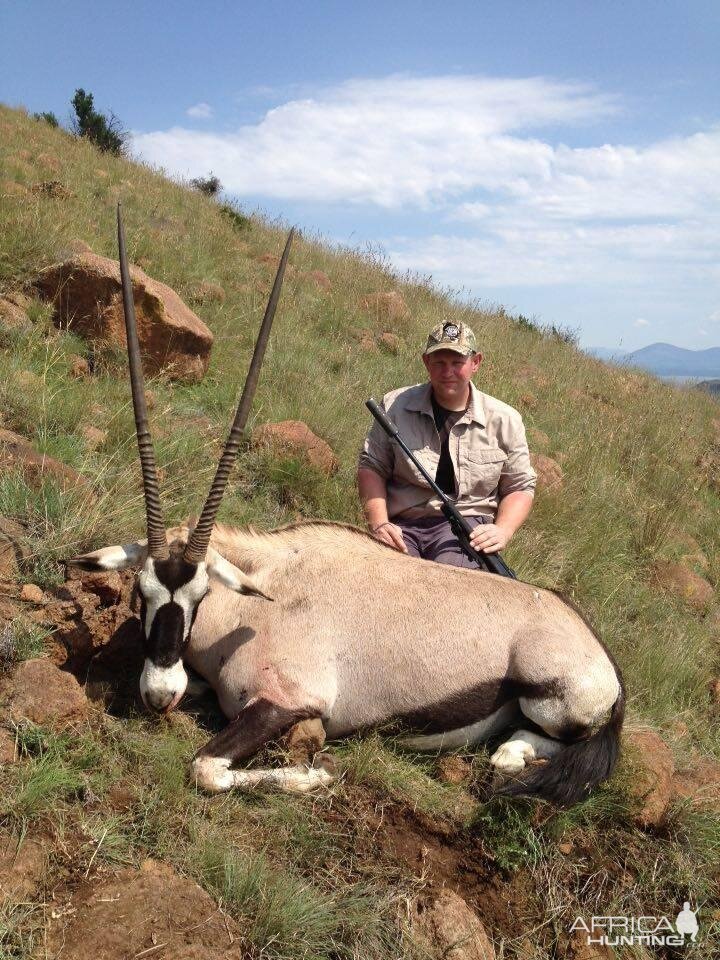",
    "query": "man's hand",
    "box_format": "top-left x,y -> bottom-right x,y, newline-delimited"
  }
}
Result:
371,521 -> 408,553
469,523 -> 511,554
